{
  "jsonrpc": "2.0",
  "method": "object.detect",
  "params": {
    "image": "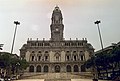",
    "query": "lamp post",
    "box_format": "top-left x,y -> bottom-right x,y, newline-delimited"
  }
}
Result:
94,20 -> 104,51
0,44 -> 3,75
0,44 -> 4,50
11,21 -> 20,54
0,44 -> 4,51
94,20 -> 104,81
